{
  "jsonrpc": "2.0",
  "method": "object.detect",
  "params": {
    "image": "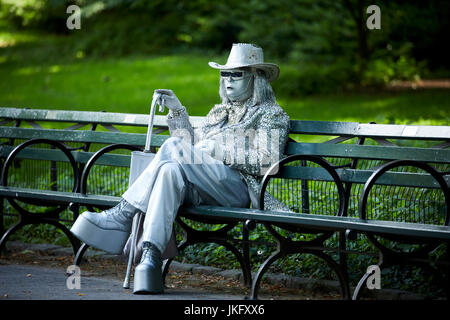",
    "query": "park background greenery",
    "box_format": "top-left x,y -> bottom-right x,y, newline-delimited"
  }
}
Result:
1,0 -> 449,297
1,0 -> 449,125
